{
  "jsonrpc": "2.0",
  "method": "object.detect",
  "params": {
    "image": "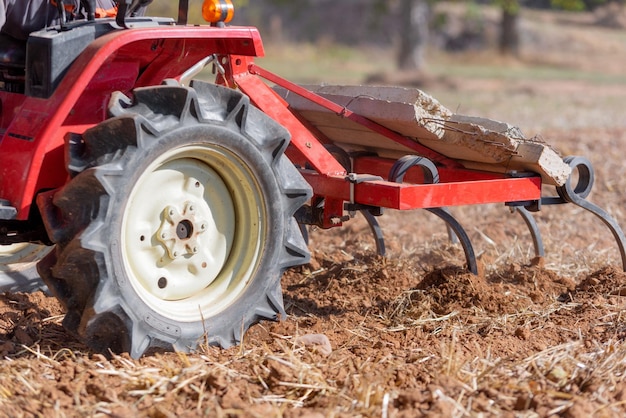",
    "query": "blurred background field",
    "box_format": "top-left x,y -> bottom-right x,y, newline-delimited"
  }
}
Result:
149,1 -> 626,133
251,2 -> 626,132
